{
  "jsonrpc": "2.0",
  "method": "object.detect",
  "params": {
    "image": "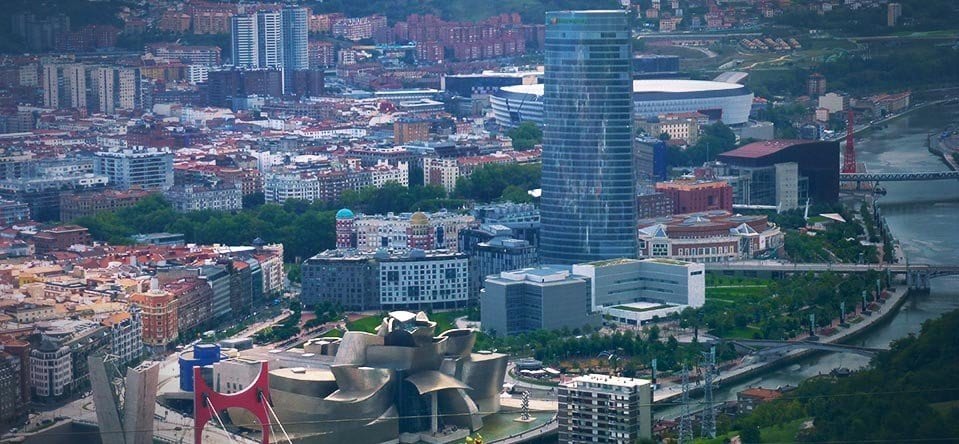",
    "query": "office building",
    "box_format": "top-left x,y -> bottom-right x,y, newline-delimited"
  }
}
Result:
715,139 -> 840,207
571,258 -> 705,310
93,148 -> 174,190
206,68 -> 283,106
540,10 -> 637,264
301,248 -> 469,311
634,137 -> 668,192
636,192 -> 673,219
655,180 -> 733,214
481,266 -> 599,336
463,225 -> 539,299
30,338 -> 71,399
444,70 -> 542,97
558,374 -> 653,443
632,54 -> 680,78
231,11 -> 282,69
